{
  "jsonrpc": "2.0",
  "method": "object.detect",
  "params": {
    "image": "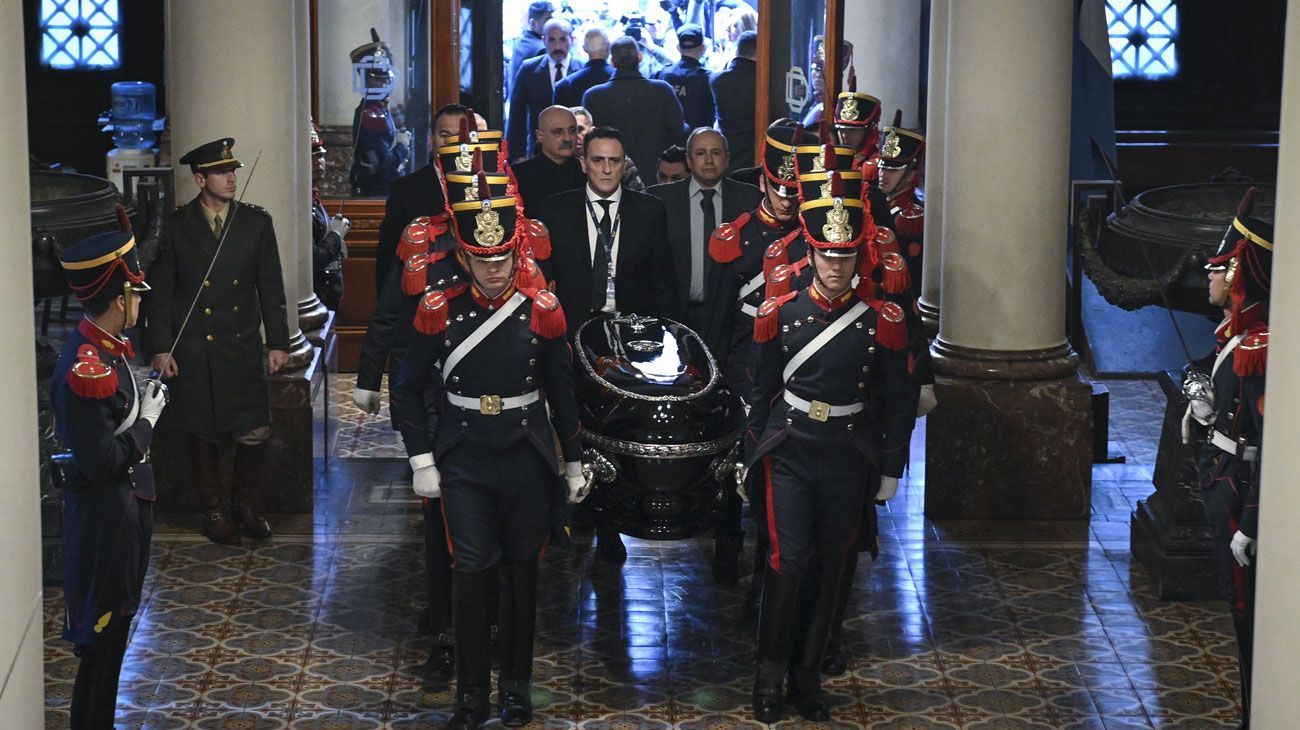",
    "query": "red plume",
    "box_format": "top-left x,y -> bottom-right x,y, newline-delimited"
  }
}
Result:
1238,187 -> 1258,217
498,139 -> 510,171
458,113 -> 471,142
819,119 -> 832,146
822,143 -> 838,171
476,171 -> 490,201
114,203 -> 132,232
847,66 -> 857,93
830,171 -> 843,198
472,148 -> 483,173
